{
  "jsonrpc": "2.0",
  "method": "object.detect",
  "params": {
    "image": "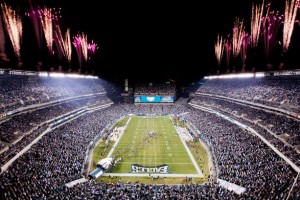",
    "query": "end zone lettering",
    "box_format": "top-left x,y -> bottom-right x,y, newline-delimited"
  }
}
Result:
131,164 -> 170,173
